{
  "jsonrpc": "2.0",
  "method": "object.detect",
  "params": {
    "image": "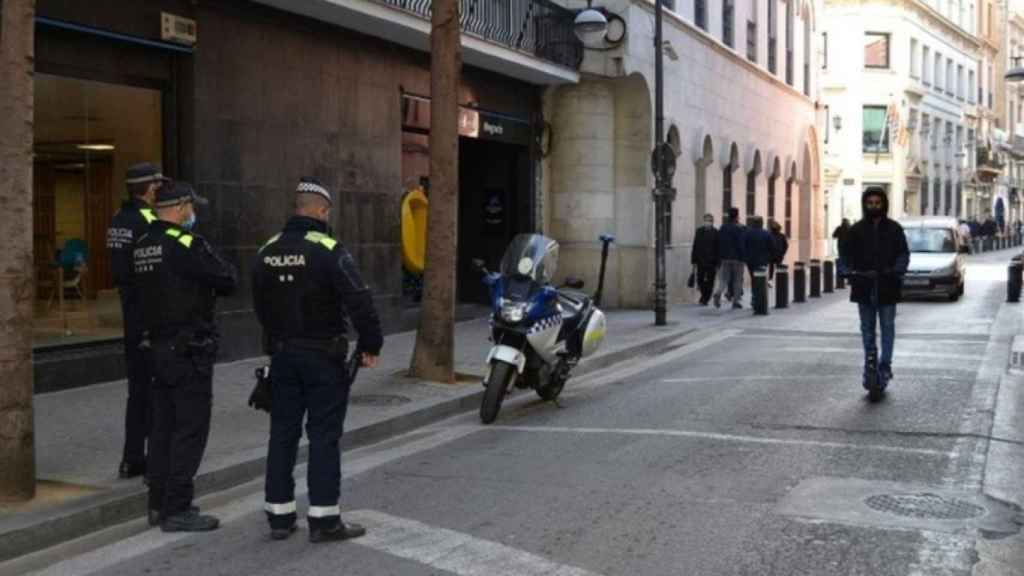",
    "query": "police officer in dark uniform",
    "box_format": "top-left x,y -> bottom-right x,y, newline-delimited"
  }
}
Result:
107,162 -> 168,479
133,182 -> 237,532
253,178 -> 383,543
